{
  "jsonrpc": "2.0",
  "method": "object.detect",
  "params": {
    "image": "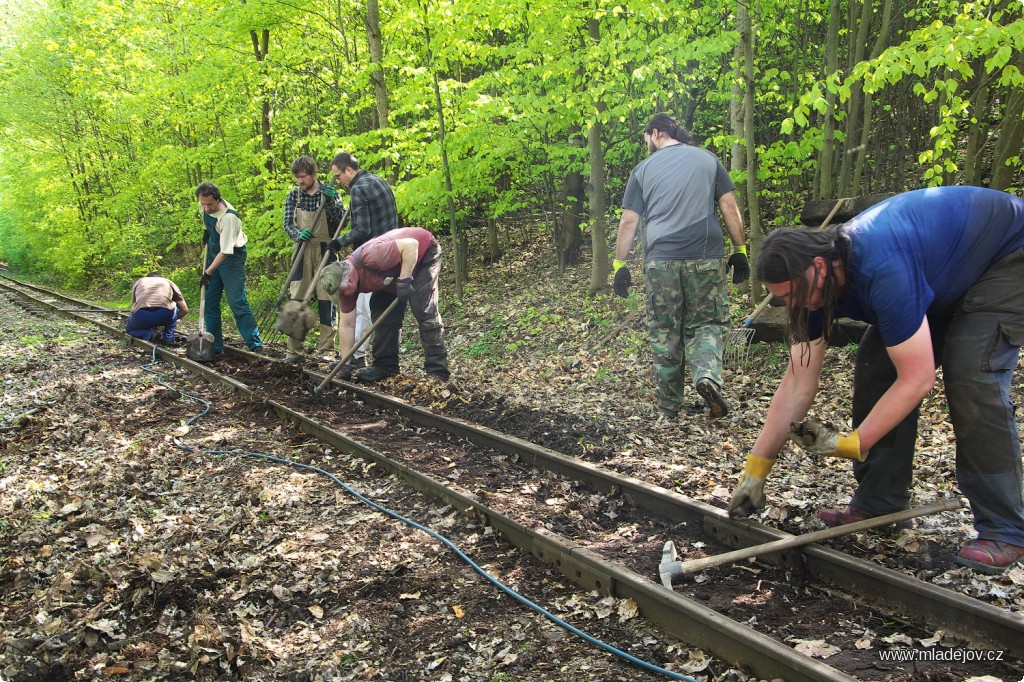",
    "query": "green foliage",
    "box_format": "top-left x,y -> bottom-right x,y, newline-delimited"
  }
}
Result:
1,0 -> 1021,296
781,0 -> 1024,191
